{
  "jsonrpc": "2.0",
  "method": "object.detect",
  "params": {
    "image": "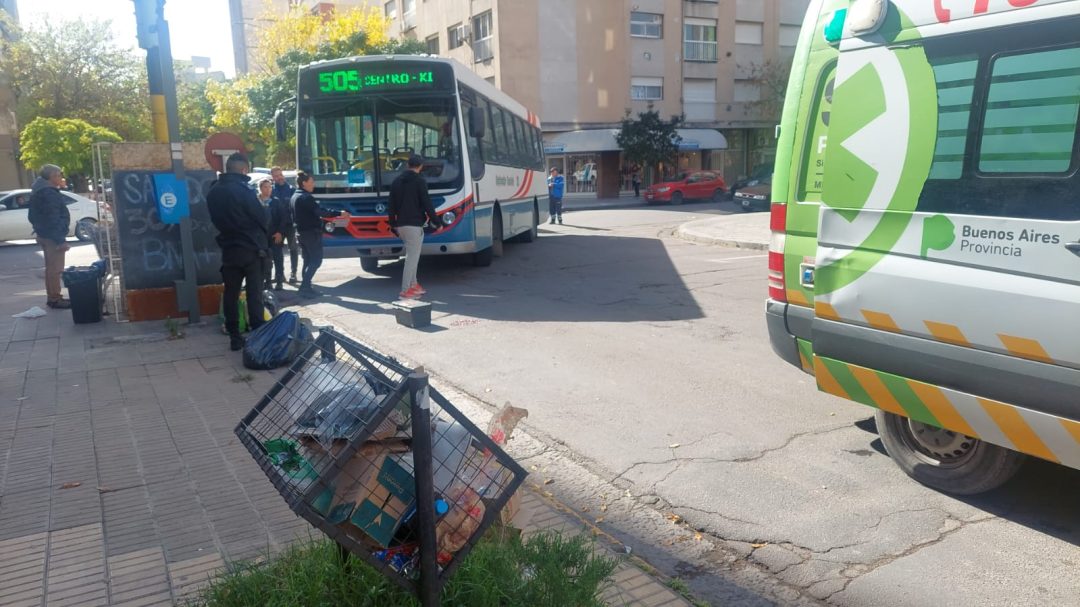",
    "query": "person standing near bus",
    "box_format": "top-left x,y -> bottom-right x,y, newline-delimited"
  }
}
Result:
388,155 -> 438,299
548,167 -> 565,224
257,178 -> 290,291
292,171 -> 326,299
270,166 -> 299,285
207,153 -> 268,351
